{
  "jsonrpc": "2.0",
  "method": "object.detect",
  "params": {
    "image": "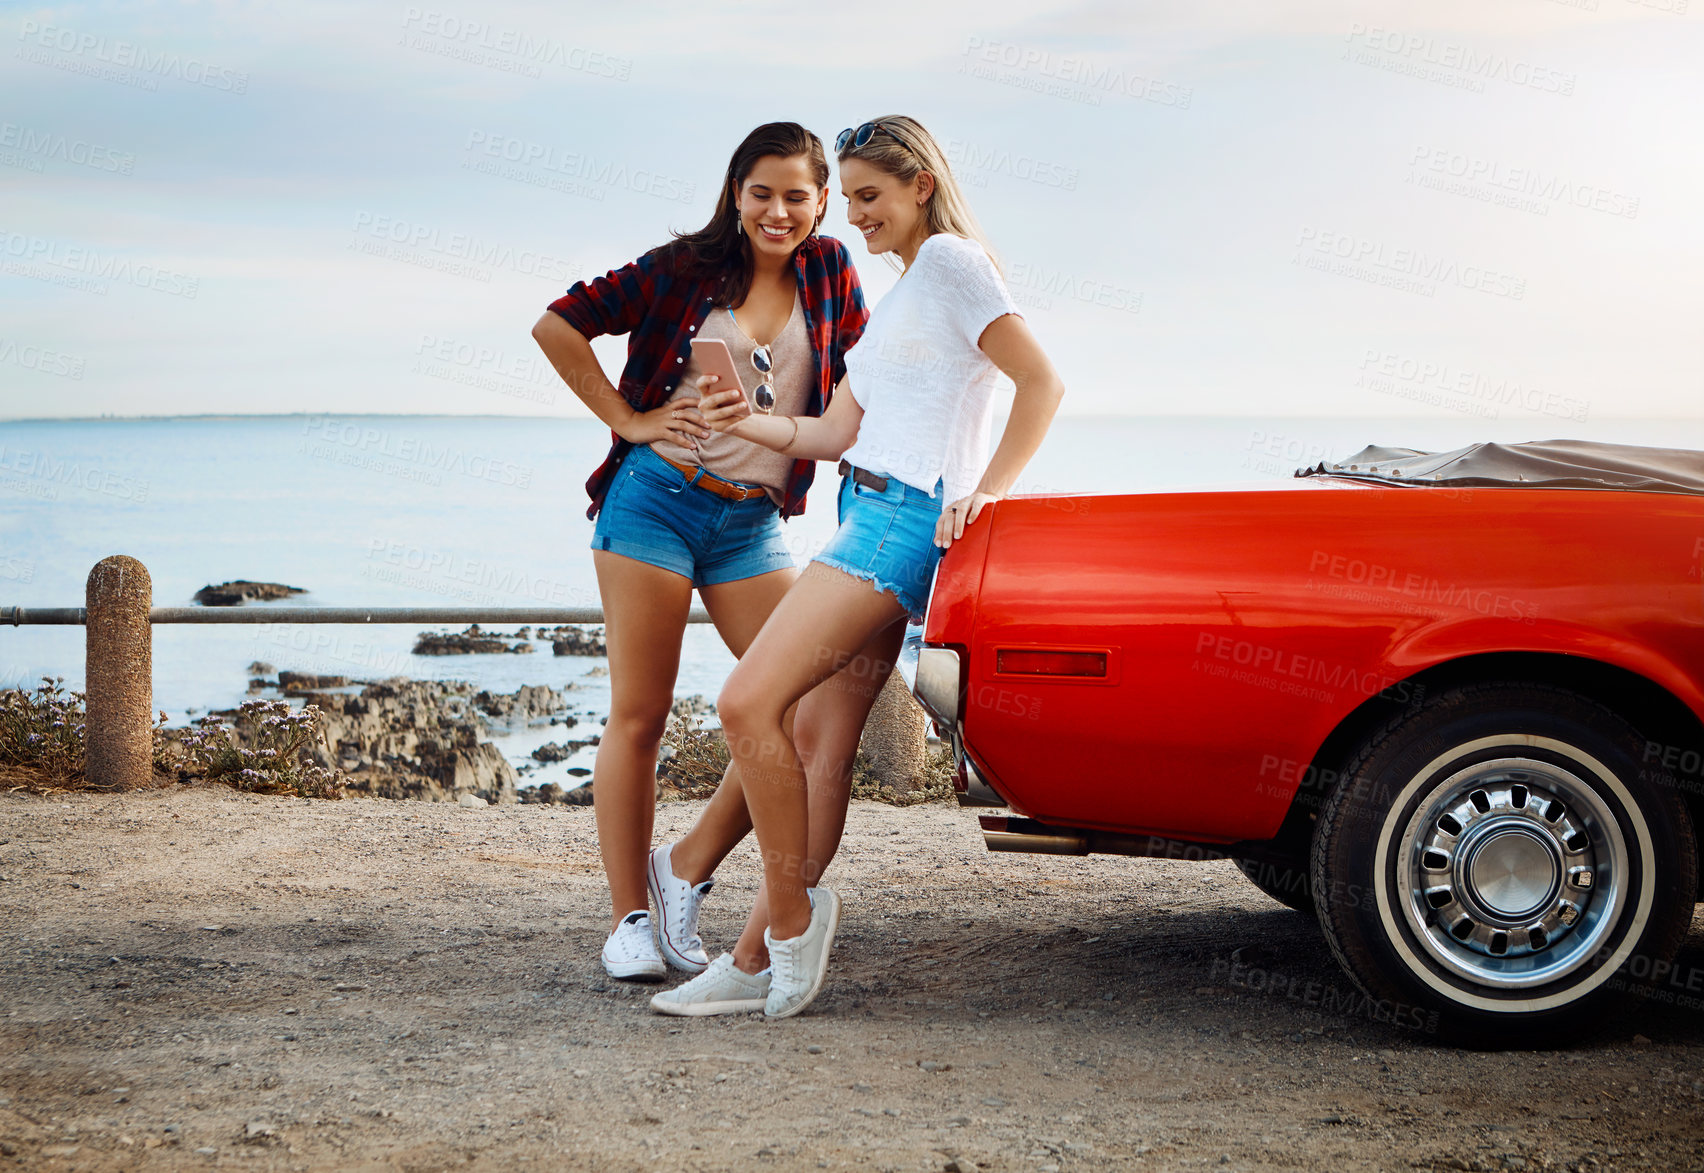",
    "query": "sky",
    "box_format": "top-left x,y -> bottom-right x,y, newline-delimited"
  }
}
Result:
0,0 -> 1700,423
